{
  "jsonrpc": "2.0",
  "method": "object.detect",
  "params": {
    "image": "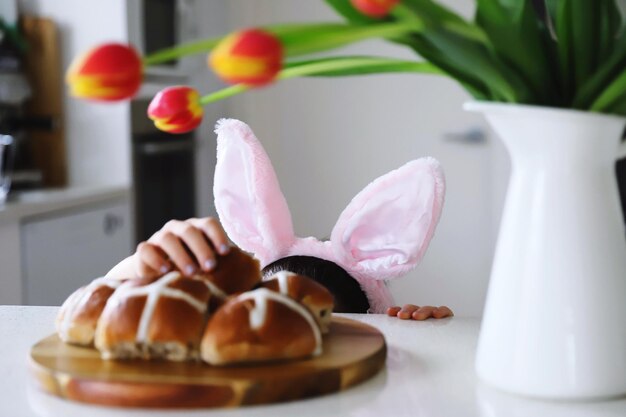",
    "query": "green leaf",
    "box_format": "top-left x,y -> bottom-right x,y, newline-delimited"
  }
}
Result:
391,30 -> 524,101
283,56 -> 442,76
280,23 -> 420,57
553,0 -> 622,103
200,56 -> 442,105
573,32 -> 626,109
323,0 -> 379,25
401,0 -> 470,28
590,69 -> 626,112
605,96 -> 626,115
0,17 -> 28,53
544,0 -> 558,21
387,0 -> 527,102
475,0 -> 559,105
604,95 -> 626,116
392,2 -> 489,45
597,0 -> 621,63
